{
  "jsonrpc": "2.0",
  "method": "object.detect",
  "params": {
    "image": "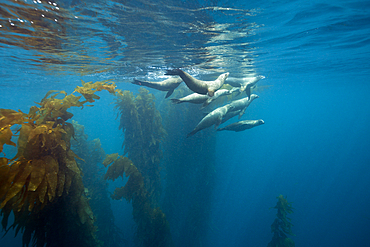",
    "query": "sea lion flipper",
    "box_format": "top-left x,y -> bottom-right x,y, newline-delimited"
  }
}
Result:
208,89 -> 215,97
165,69 -> 182,76
215,118 -> 223,129
133,79 -> 152,87
201,98 -> 211,109
165,89 -> 174,98
170,99 -> 181,104
132,79 -> 142,85
238,108 -> 246,119
246,87 -> 251,98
